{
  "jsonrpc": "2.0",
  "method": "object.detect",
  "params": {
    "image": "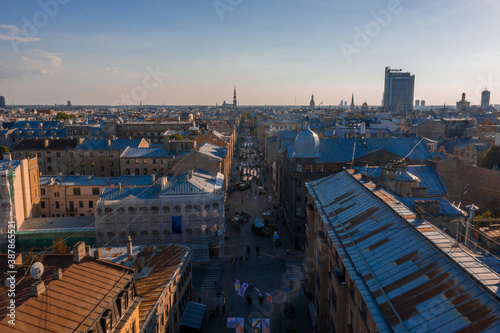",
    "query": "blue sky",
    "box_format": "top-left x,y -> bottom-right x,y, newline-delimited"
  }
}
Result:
1,0 -> 499,106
